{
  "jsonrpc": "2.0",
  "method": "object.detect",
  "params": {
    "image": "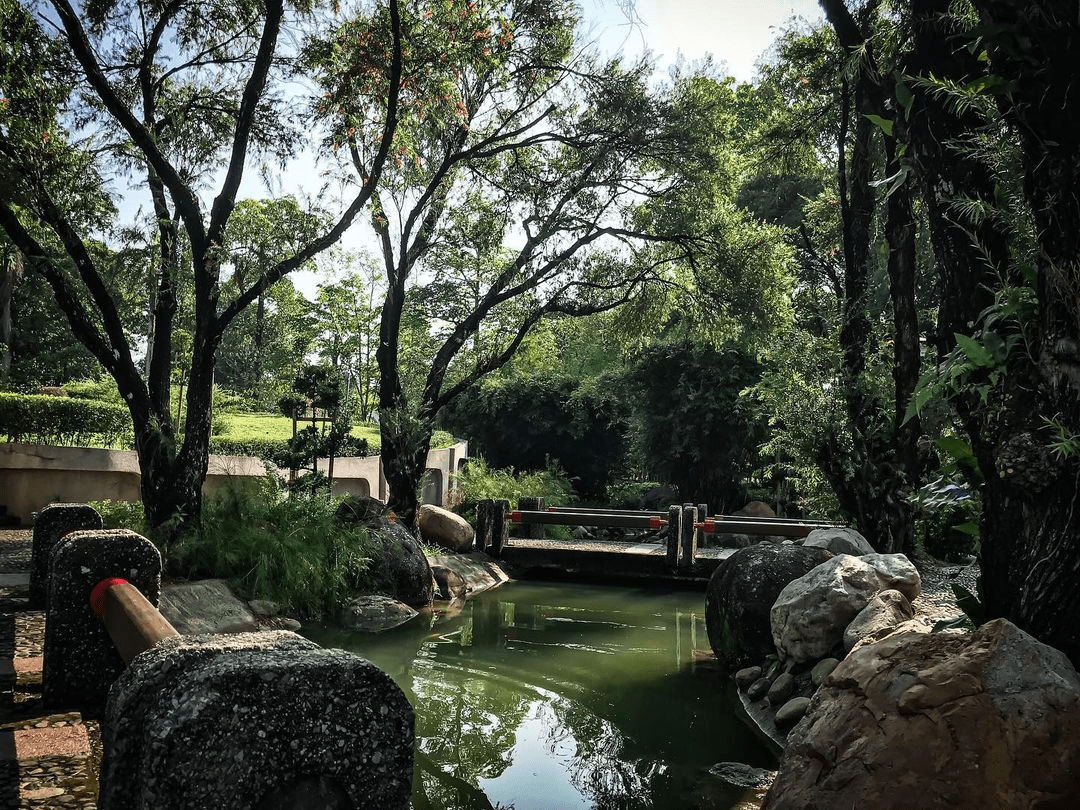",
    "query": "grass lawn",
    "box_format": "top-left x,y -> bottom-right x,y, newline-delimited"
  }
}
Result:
217,413 -> 383,451
216,413 -> 457,452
